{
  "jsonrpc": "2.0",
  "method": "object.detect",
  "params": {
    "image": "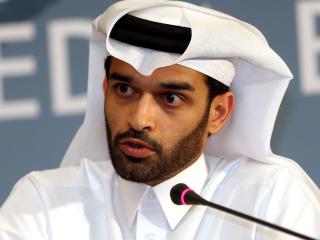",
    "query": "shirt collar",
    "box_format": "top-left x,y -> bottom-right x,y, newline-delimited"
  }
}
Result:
119,154 -> 208,230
